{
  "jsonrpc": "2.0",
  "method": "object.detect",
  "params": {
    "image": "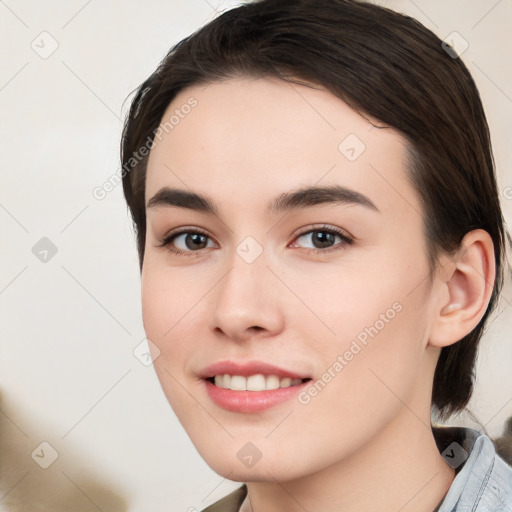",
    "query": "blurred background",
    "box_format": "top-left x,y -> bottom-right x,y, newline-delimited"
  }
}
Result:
1,0 -> 511,510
